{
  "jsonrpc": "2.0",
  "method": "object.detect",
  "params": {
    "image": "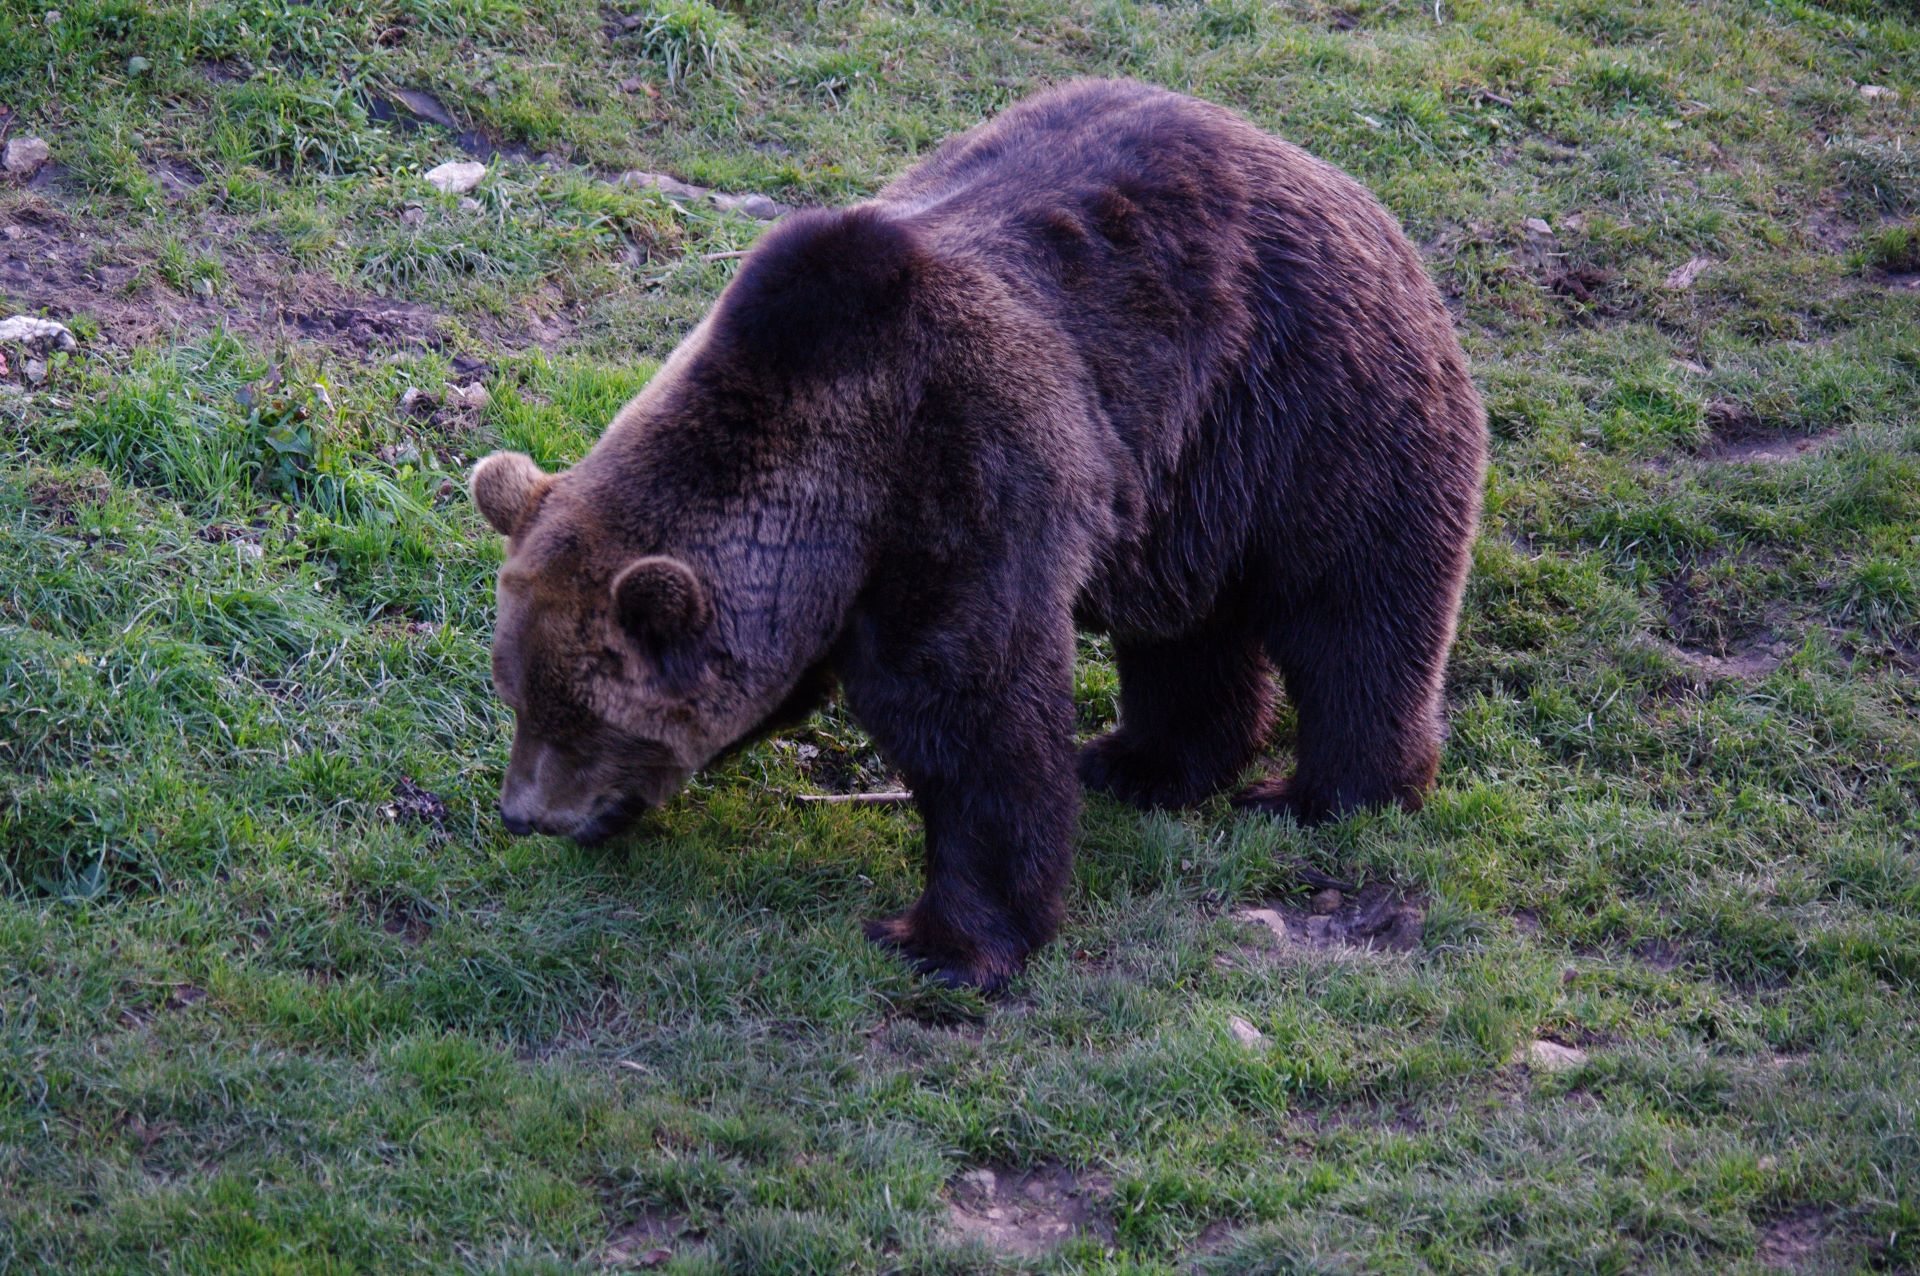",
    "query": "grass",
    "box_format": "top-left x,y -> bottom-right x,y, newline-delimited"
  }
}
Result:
1,0 -> 1918,1271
